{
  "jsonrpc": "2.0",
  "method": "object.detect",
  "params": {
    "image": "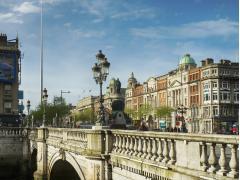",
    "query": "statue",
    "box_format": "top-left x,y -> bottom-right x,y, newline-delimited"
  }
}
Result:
110,99 -> 126,129
116,78 -> 121,94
